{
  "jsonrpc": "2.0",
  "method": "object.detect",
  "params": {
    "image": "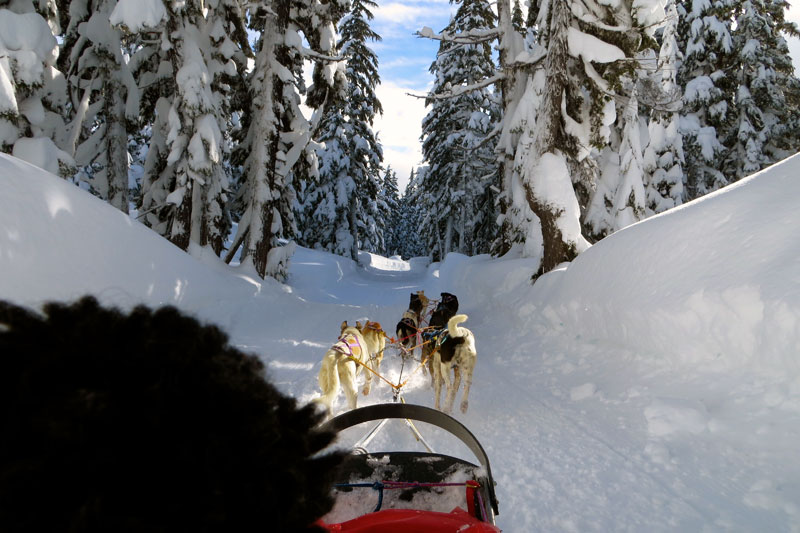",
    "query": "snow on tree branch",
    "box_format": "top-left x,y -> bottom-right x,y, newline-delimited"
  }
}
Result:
407,72 -> 508,102
567,27 -> 625,63
415,25 -> 501,44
